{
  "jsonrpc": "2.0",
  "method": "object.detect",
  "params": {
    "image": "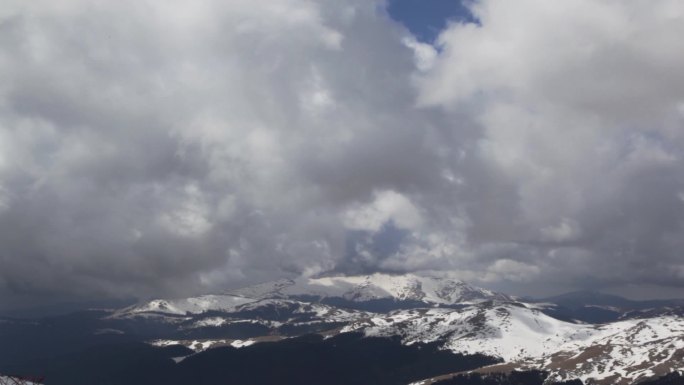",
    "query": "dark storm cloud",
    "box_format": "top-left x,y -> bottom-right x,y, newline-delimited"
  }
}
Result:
1,0 -> 684,310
